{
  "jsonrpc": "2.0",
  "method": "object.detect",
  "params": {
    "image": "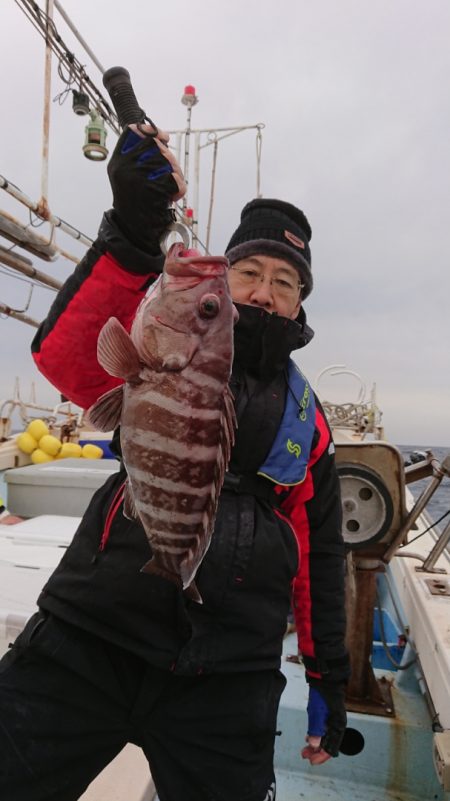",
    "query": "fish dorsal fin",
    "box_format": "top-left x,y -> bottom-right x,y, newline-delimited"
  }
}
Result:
98,317 -> 141,380
86,384 -> 124,432
123,480 -> 139,521
180,385 -> 237,590
222,385 -> 237,461
204,385 -> 237,527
